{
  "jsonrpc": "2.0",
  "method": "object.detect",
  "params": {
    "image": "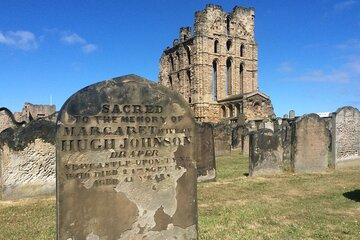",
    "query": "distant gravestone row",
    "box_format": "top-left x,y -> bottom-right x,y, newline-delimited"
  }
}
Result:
249,107 -> 360,176
56,75 -> 198,239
